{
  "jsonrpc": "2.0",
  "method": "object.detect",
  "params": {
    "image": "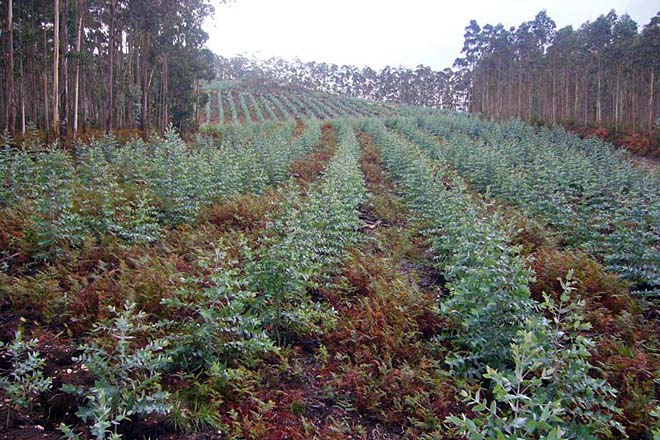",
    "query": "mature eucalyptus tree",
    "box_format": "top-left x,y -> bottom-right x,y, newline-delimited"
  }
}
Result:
0,0 -> 217,137
5,0 -> 15,135
72,0 -> 84,137
52,0 -> 59,136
